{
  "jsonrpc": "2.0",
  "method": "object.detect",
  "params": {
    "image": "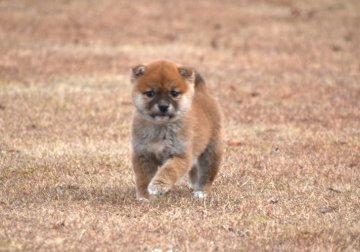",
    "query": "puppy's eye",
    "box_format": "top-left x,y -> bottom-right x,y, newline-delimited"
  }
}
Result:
144,90 -> 155,98
170,90 -> 180,97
